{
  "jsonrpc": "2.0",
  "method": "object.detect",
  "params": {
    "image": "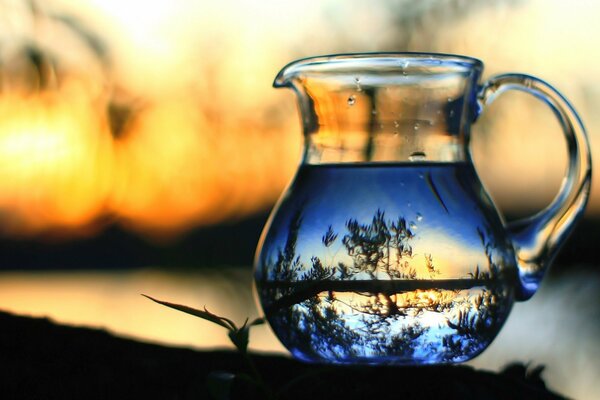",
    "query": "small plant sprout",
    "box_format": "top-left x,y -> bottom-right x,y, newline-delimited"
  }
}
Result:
142,294 -> 271,399
142,294 -> 264,353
